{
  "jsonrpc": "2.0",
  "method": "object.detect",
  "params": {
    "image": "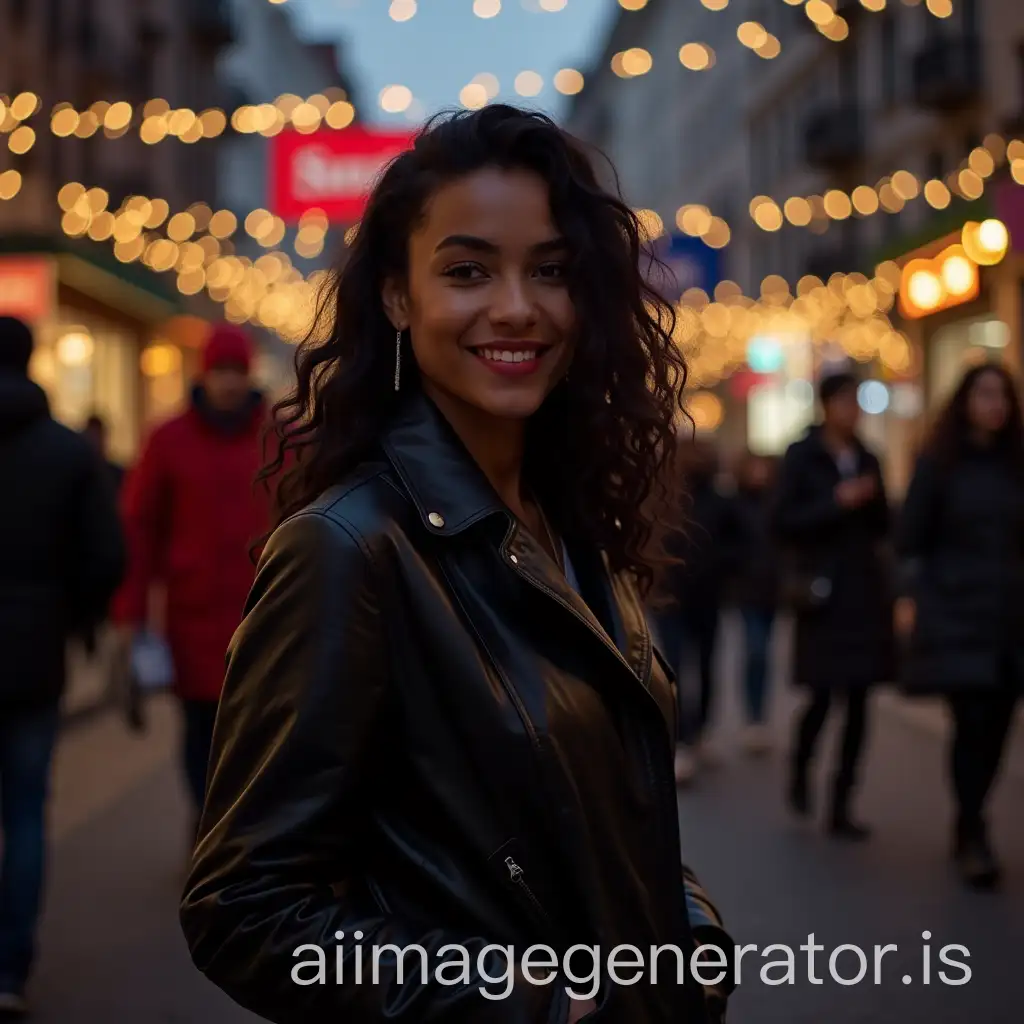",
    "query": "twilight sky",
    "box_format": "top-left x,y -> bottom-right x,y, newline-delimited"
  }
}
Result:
288,0 -> 617,125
